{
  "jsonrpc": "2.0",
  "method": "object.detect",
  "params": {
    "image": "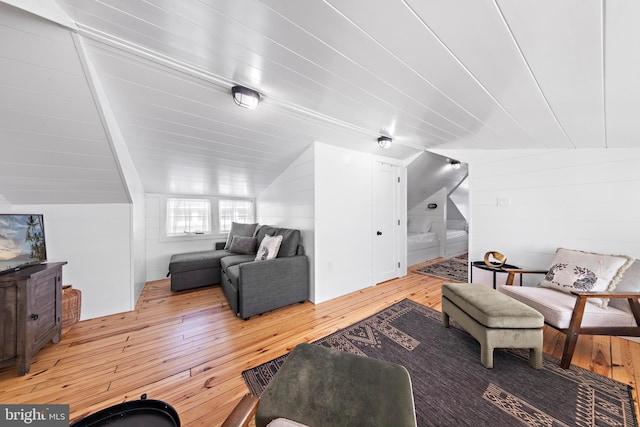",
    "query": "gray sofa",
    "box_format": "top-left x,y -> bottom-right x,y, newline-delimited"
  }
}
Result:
168,224 -> 309,319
